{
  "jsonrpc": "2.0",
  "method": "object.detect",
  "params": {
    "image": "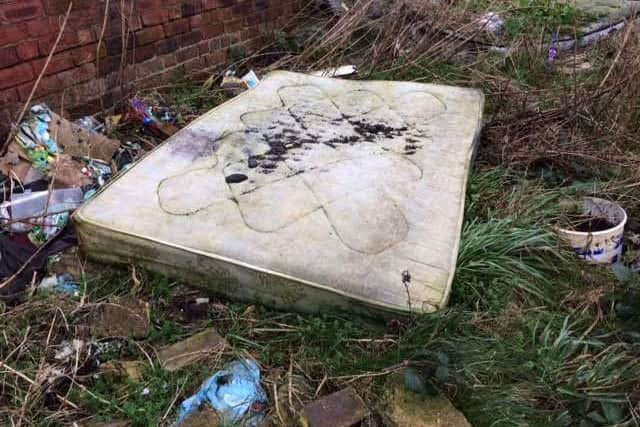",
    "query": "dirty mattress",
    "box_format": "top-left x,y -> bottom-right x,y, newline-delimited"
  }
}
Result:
74,71 -> 484,316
